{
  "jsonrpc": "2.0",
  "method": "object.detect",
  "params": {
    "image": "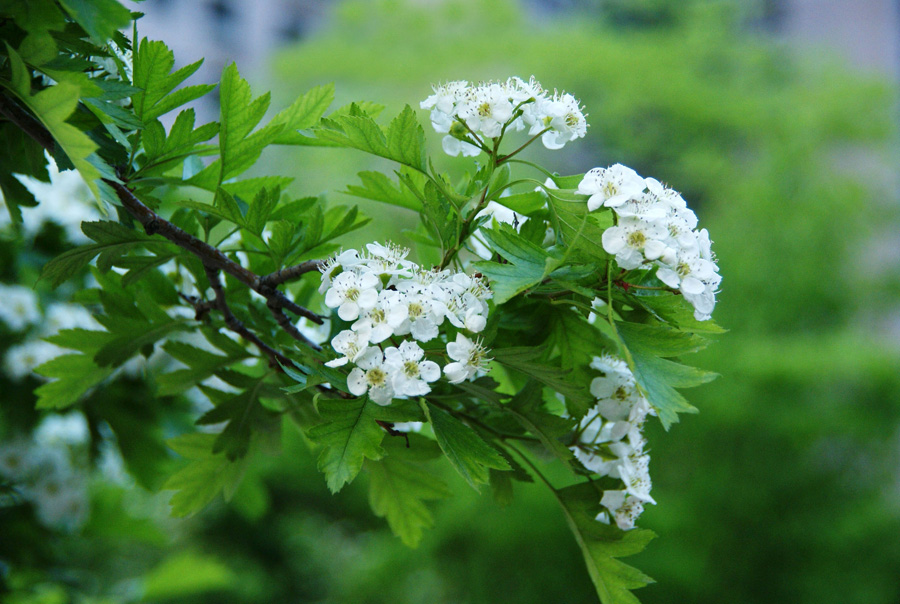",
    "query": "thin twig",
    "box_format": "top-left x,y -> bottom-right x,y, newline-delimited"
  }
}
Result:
202,265 -> 296,370
260,261 -> 323,287
105,179 -> 325,328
